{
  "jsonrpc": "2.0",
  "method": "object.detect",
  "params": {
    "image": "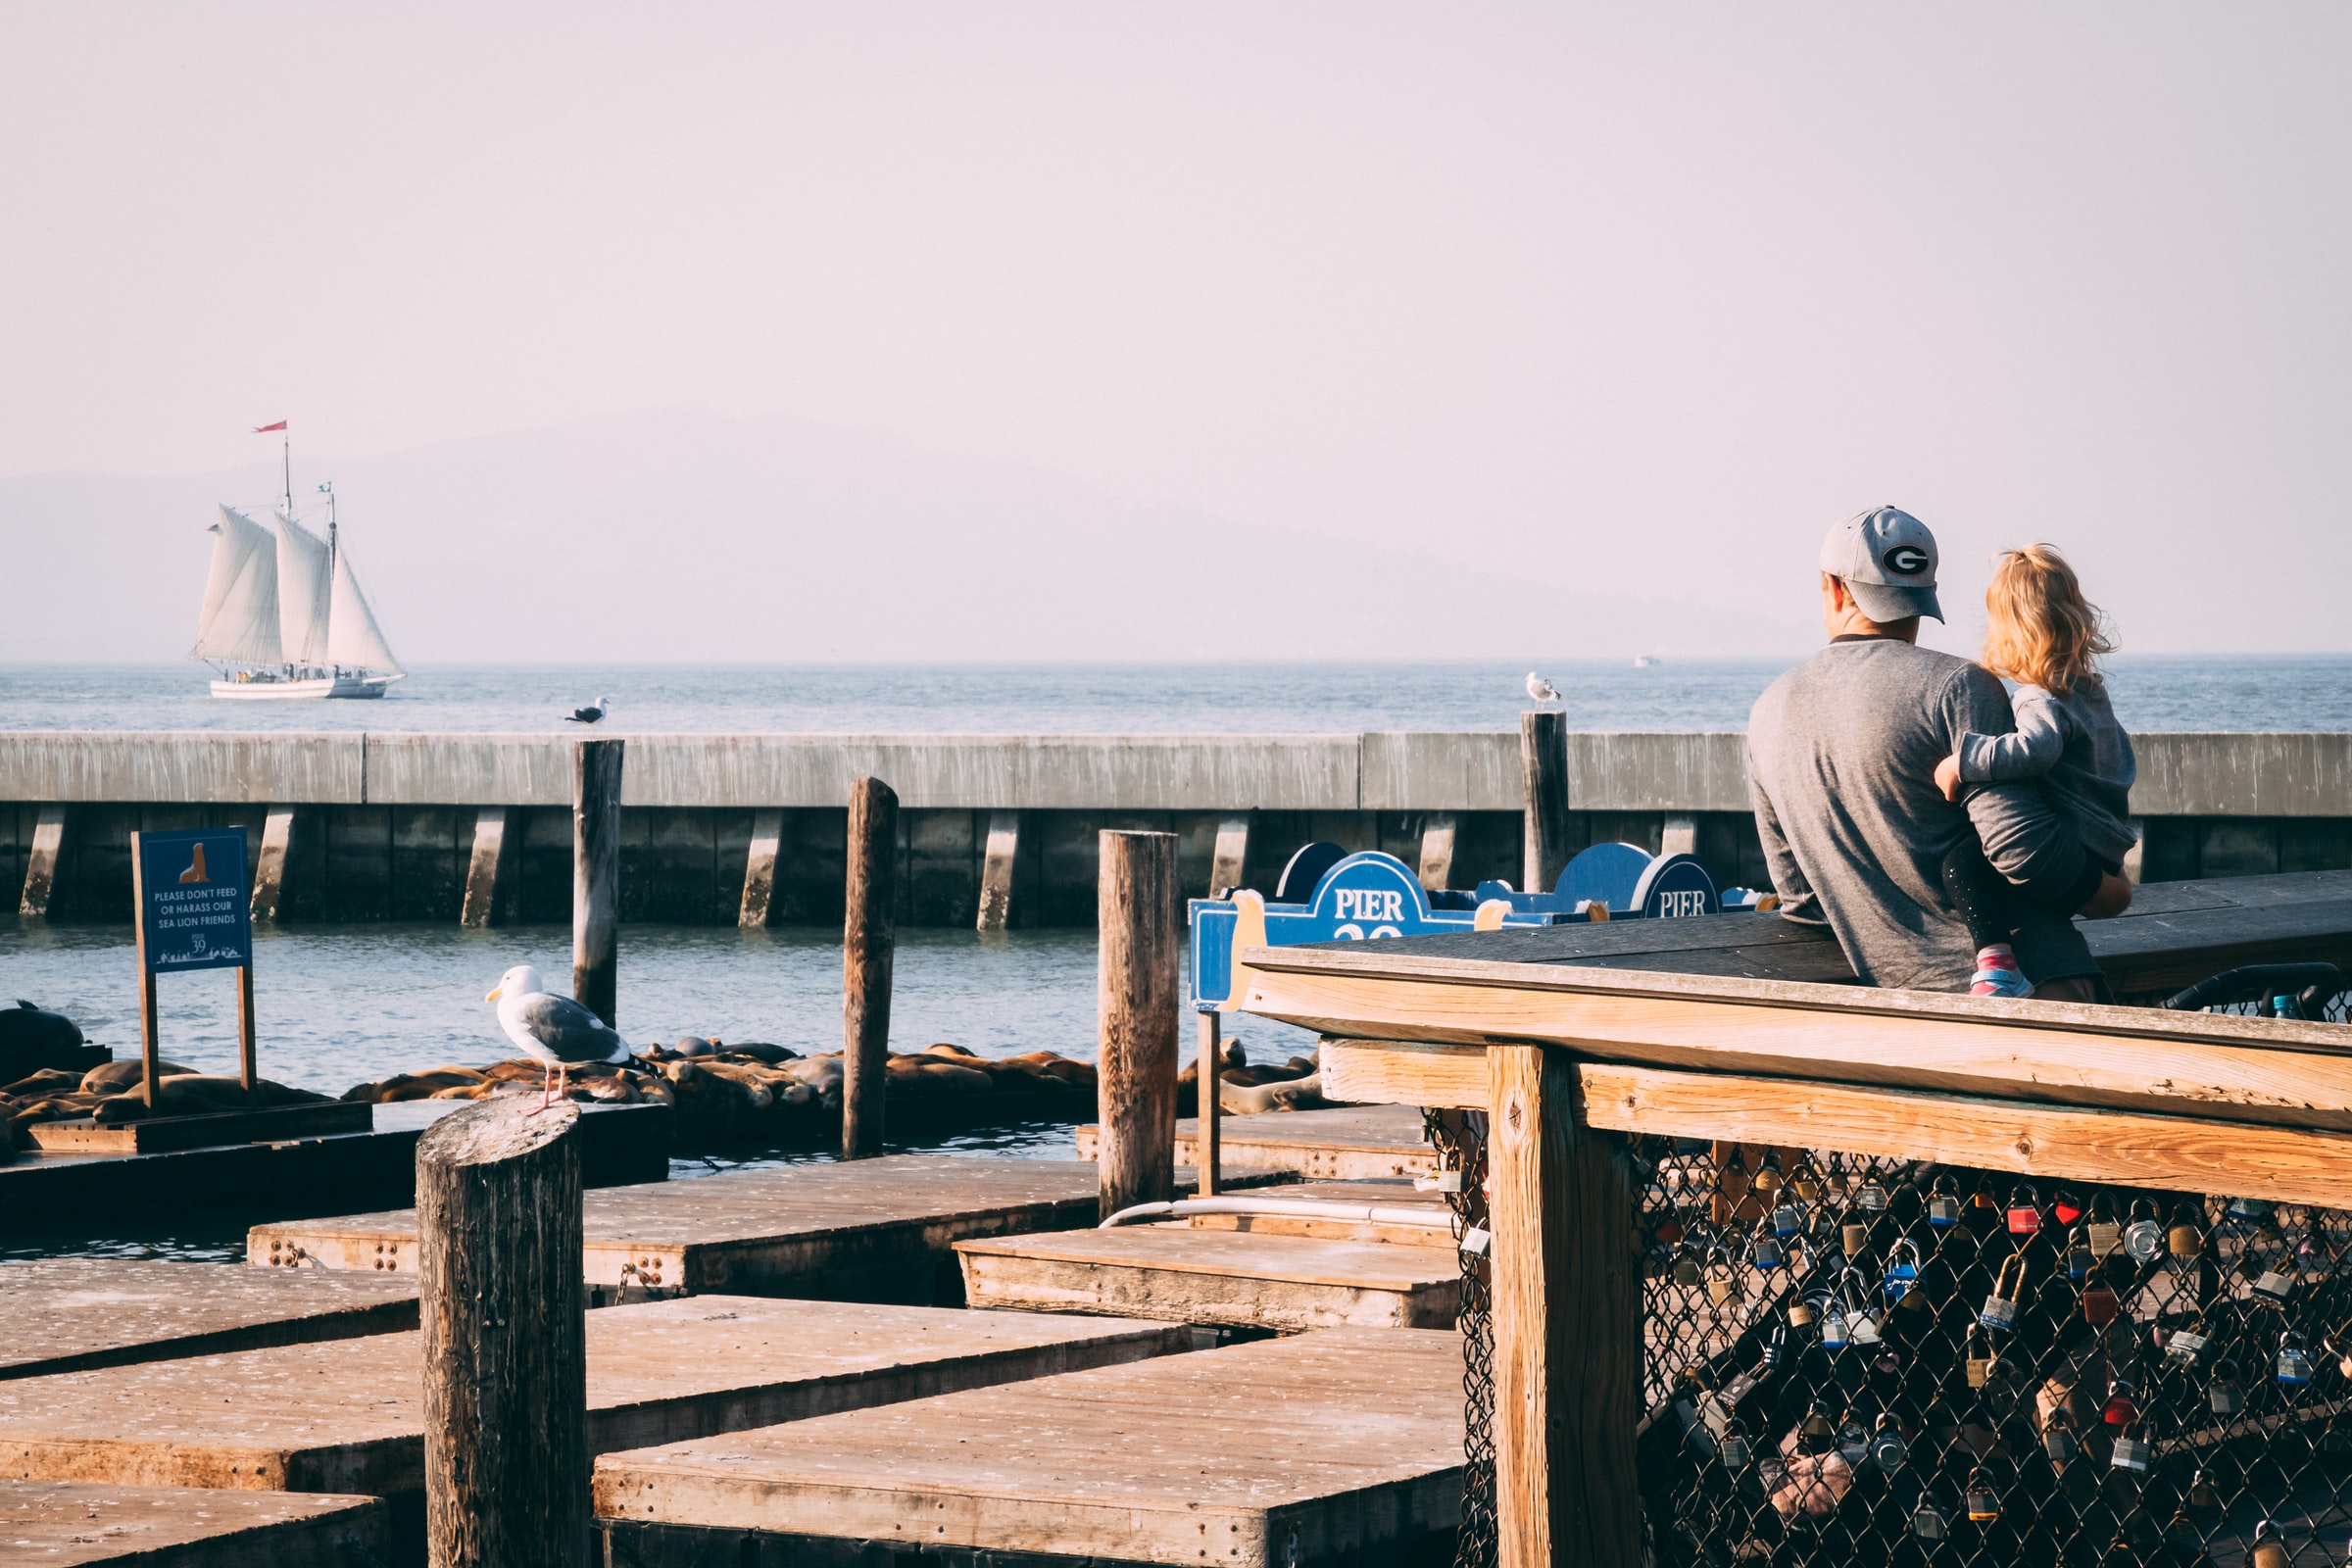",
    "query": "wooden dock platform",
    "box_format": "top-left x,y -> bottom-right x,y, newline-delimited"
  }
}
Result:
1077,1103 -> 1436,1179
956,1225 -> 1461,1331
593,1327 -> 1464,1568
0,1100 -> 669,1229
0,1297 -> 1190,1500
0,1260 -> 417,1381
250,1155 -> 1282,1301
0,1479 -> 386,1568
